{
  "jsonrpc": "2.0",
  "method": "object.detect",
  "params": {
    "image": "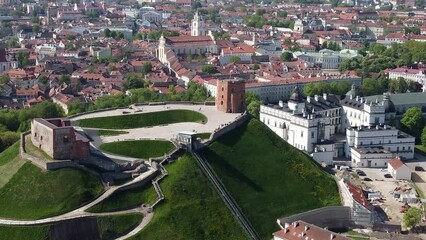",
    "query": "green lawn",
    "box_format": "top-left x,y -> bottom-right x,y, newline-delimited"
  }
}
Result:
200,118 -> 341,239
0,163 -> 104,219
0,141 -> 19,166
130,154 -> 247,240
79,110 -> 207,129
196,132 -> 211,140
98,130 -> 129,136
100,140 -> 175,159
415,145 -> 426,156
0,225 -> 50,240
88,183 -> 157,213
0,142 -> 25,188
98,214 -> 142,240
